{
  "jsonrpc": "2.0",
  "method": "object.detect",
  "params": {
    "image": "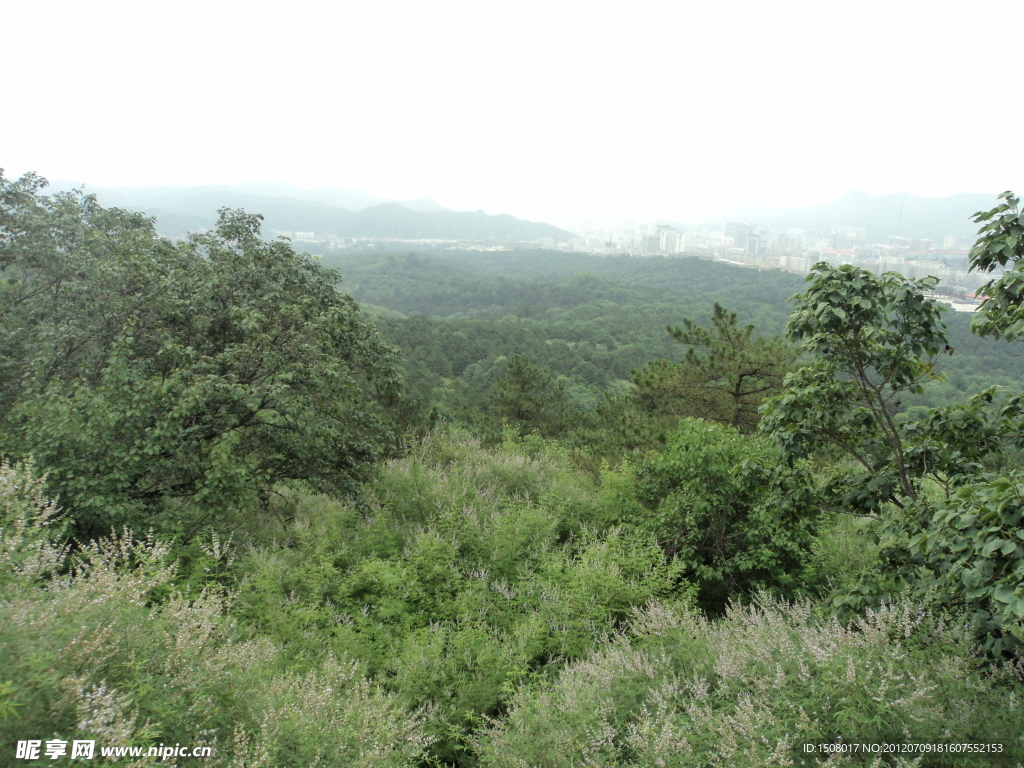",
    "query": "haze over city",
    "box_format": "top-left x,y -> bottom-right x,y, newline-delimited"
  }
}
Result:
5,0 -> 1023,229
